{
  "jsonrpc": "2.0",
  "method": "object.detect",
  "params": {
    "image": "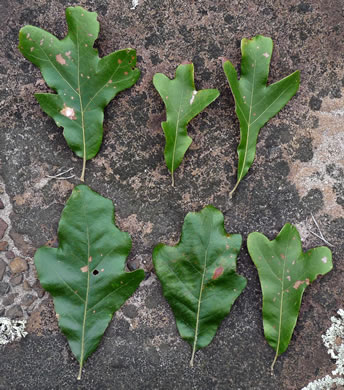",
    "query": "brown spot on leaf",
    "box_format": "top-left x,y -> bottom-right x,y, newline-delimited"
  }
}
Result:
212,266 -> 224,280
124,71 -> 128,75
56,54 -> 66,65
118,59 -> 122,64
293,280 -> 304,289
65,51 -> 71,59
305,278 -> 310,285
60,104 -> 76,120
88,256 -> 92,263
81,265 -> 88,273
280,254 -> 286,259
